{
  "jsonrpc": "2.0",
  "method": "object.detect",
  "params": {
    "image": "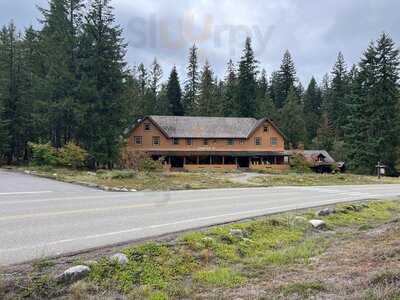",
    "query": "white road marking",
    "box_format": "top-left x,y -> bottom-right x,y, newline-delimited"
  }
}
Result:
0,196 -> 371,254
0,191 -> 53,196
